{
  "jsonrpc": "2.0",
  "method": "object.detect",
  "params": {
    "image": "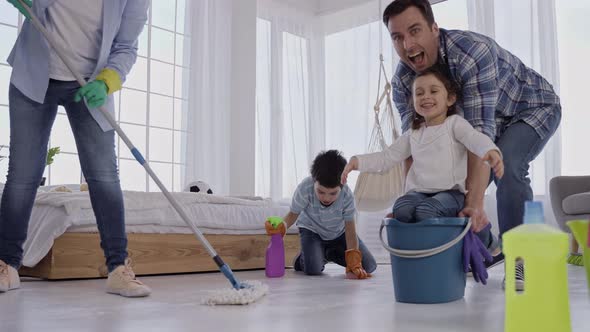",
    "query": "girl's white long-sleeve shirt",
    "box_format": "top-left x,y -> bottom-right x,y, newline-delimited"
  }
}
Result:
355,115 -> 501,194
